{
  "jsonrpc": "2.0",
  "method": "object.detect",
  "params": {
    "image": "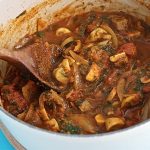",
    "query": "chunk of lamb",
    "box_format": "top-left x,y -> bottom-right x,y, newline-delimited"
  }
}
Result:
1,84 -> 28,114
112,16 -> 128,31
